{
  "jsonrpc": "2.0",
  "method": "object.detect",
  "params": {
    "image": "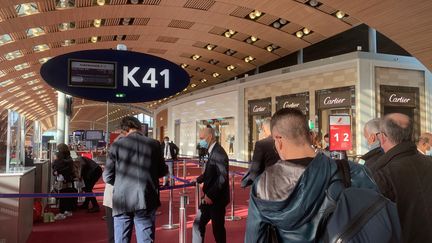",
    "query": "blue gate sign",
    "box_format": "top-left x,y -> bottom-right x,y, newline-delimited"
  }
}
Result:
40,49 -> 190,103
